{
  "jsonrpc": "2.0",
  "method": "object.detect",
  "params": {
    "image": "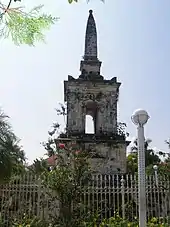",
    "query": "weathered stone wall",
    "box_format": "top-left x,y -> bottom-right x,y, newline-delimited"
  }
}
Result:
84,142 -> 127,174
61,10 -> 128,175
64,79 -> 120,135
56,137 -> 128,174
80,60 -> 101,74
